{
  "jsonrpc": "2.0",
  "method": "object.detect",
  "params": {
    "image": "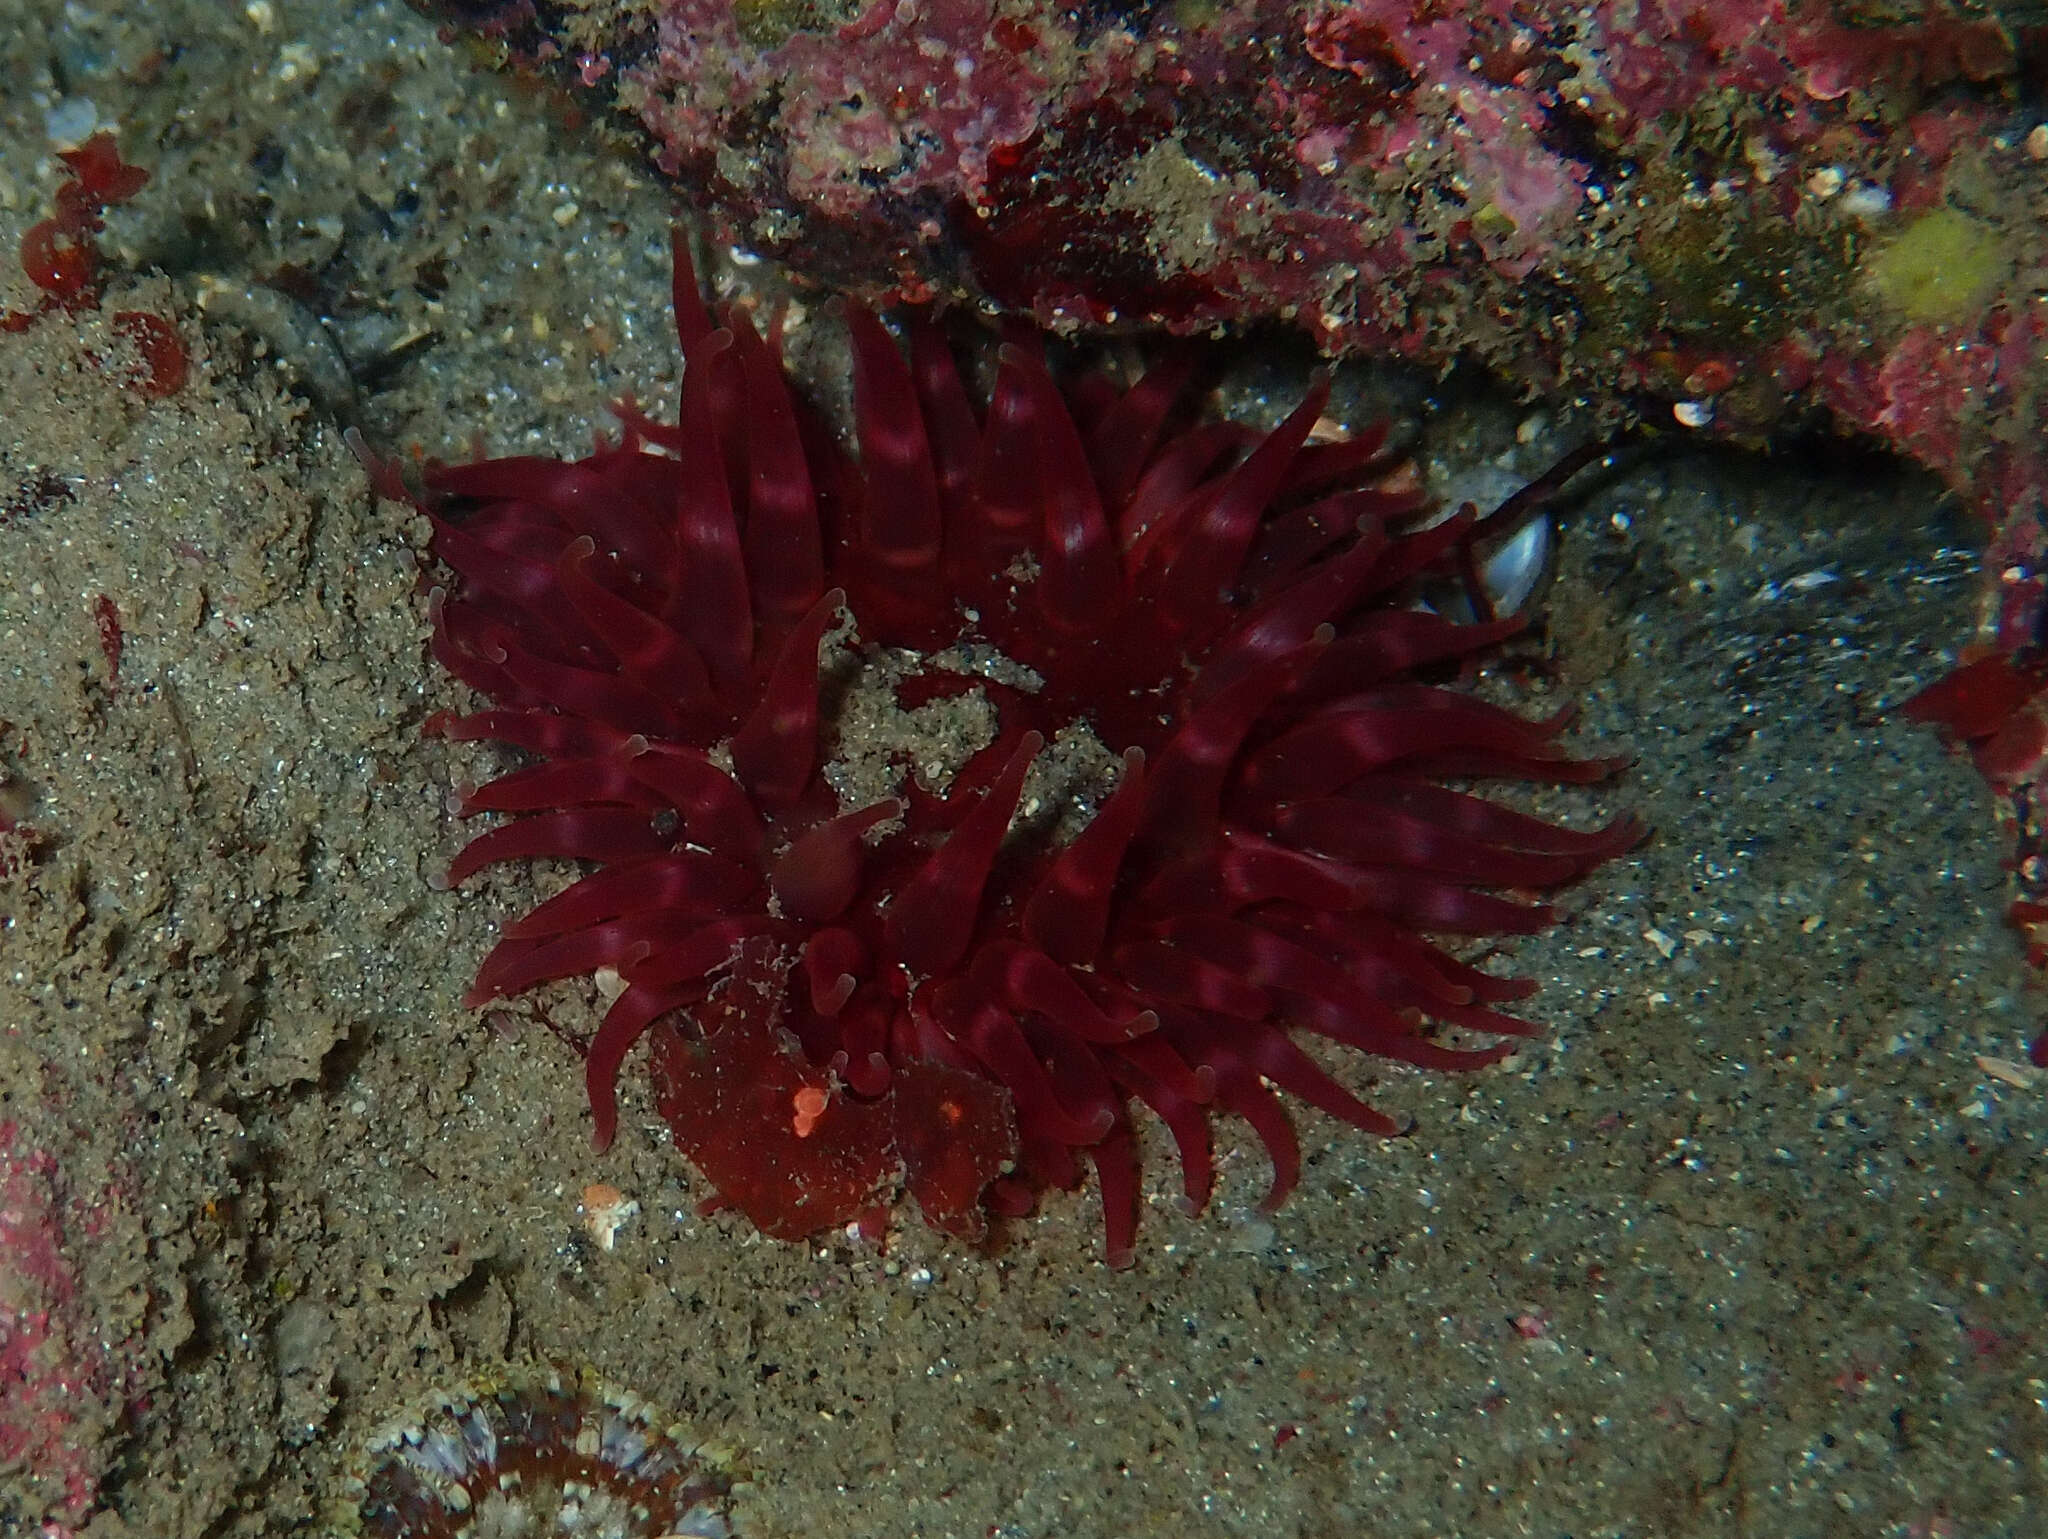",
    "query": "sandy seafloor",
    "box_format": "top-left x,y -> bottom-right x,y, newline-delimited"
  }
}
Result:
1,2 -> 2044,1536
